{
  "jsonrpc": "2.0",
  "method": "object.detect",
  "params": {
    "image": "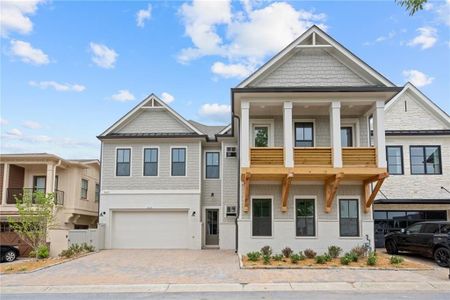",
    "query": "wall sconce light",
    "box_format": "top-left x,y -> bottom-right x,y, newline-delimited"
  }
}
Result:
192,211 -> 196,217
211,192 -> 215,197
100,211 -> 106,217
